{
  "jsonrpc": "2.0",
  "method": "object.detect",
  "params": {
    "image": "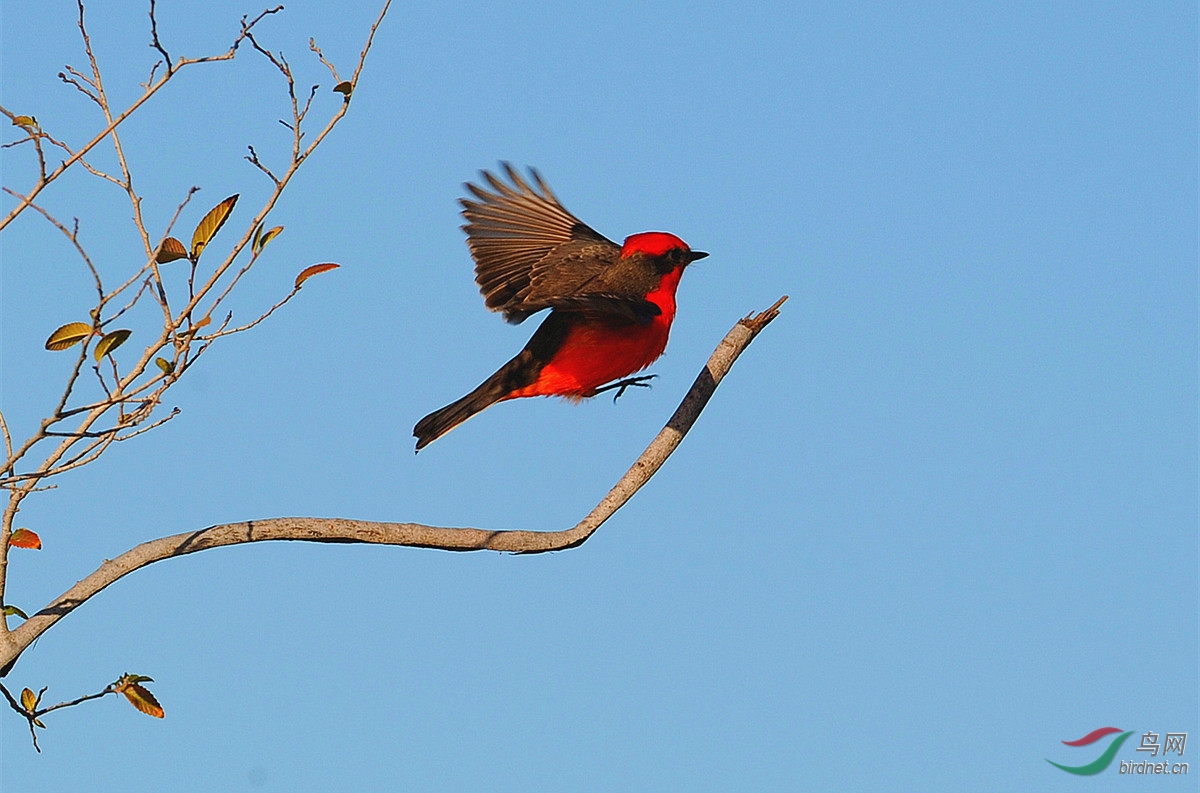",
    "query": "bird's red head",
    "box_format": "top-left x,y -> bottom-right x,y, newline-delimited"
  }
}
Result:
620,231 -> 708,263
